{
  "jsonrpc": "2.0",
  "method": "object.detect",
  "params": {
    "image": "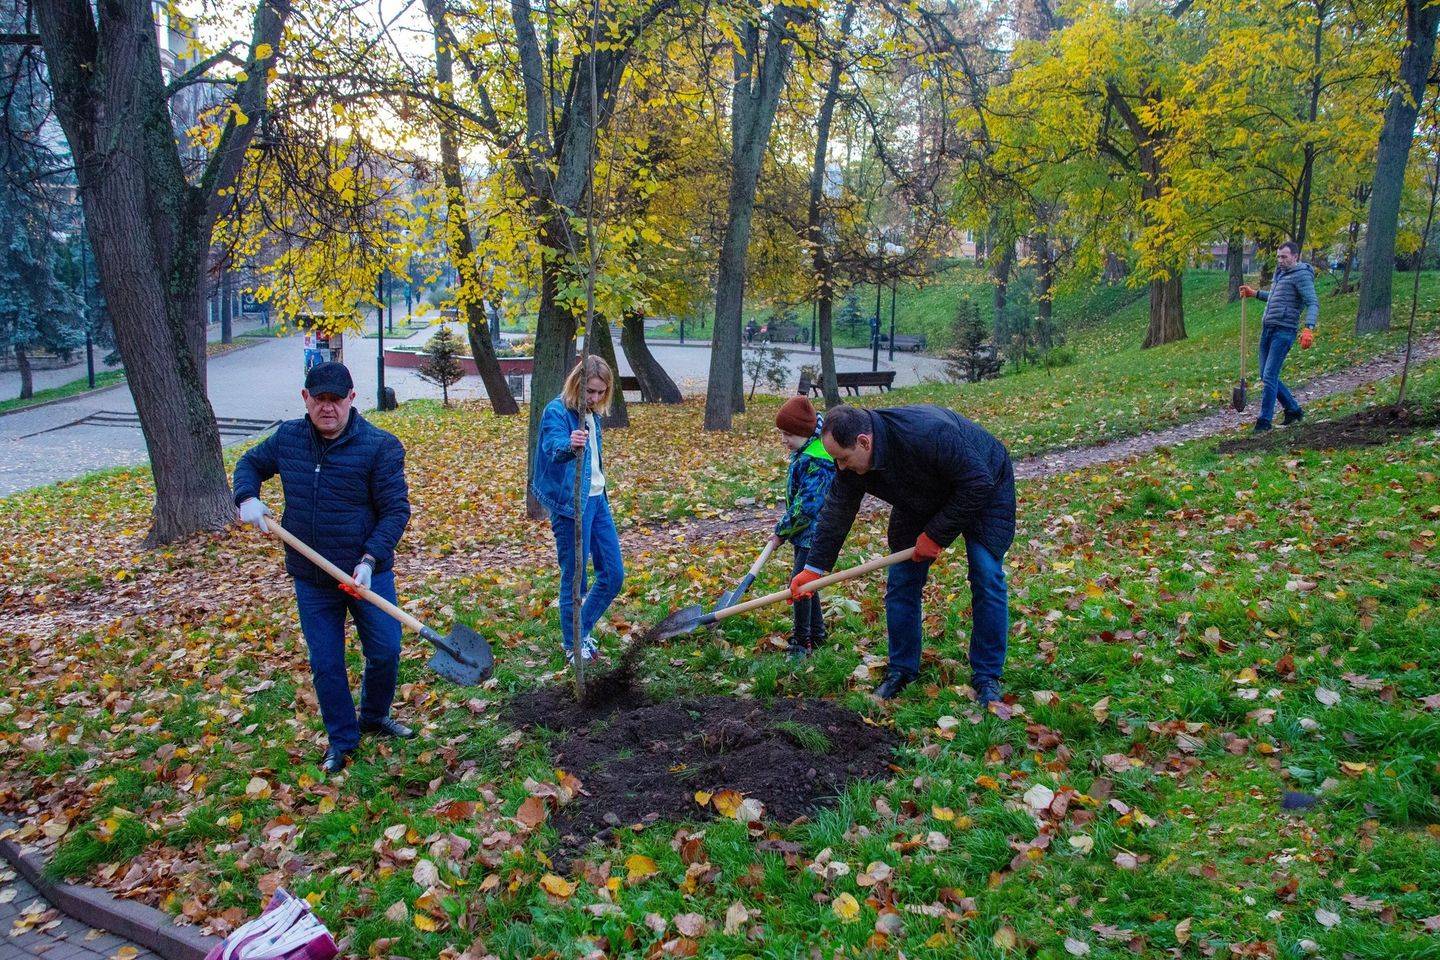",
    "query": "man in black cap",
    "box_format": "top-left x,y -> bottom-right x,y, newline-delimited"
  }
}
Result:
233,362 -> 414,773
